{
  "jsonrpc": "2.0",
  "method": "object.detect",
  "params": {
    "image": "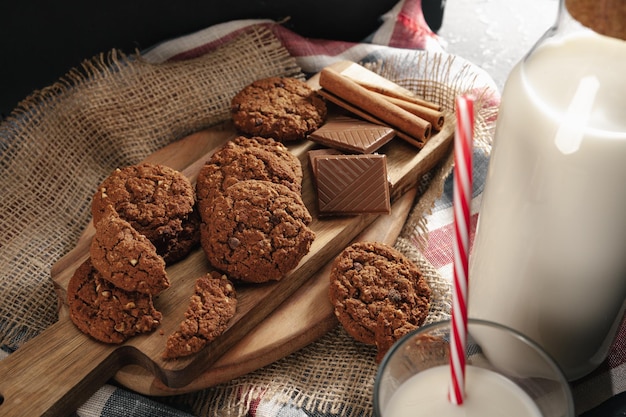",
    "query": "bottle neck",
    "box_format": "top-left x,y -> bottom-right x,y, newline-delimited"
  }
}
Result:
564,0 -> 626,41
